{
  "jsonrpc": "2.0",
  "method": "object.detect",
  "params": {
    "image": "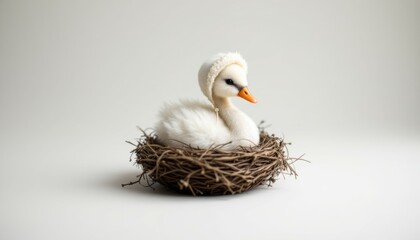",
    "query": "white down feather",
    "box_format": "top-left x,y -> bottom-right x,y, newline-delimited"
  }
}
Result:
155,99 -> 231,148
